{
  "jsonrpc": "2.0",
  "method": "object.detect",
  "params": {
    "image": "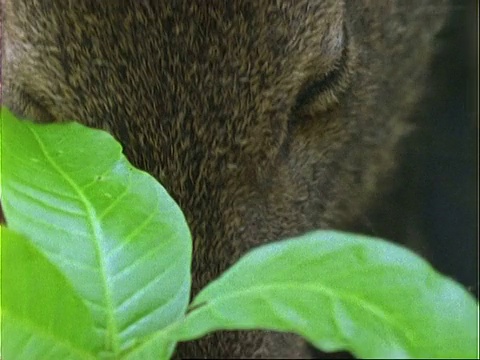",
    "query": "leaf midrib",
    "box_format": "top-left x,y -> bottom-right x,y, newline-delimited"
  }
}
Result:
29,125 -> 120,354
129,280 -> 417,359
193,282 -> 415,350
